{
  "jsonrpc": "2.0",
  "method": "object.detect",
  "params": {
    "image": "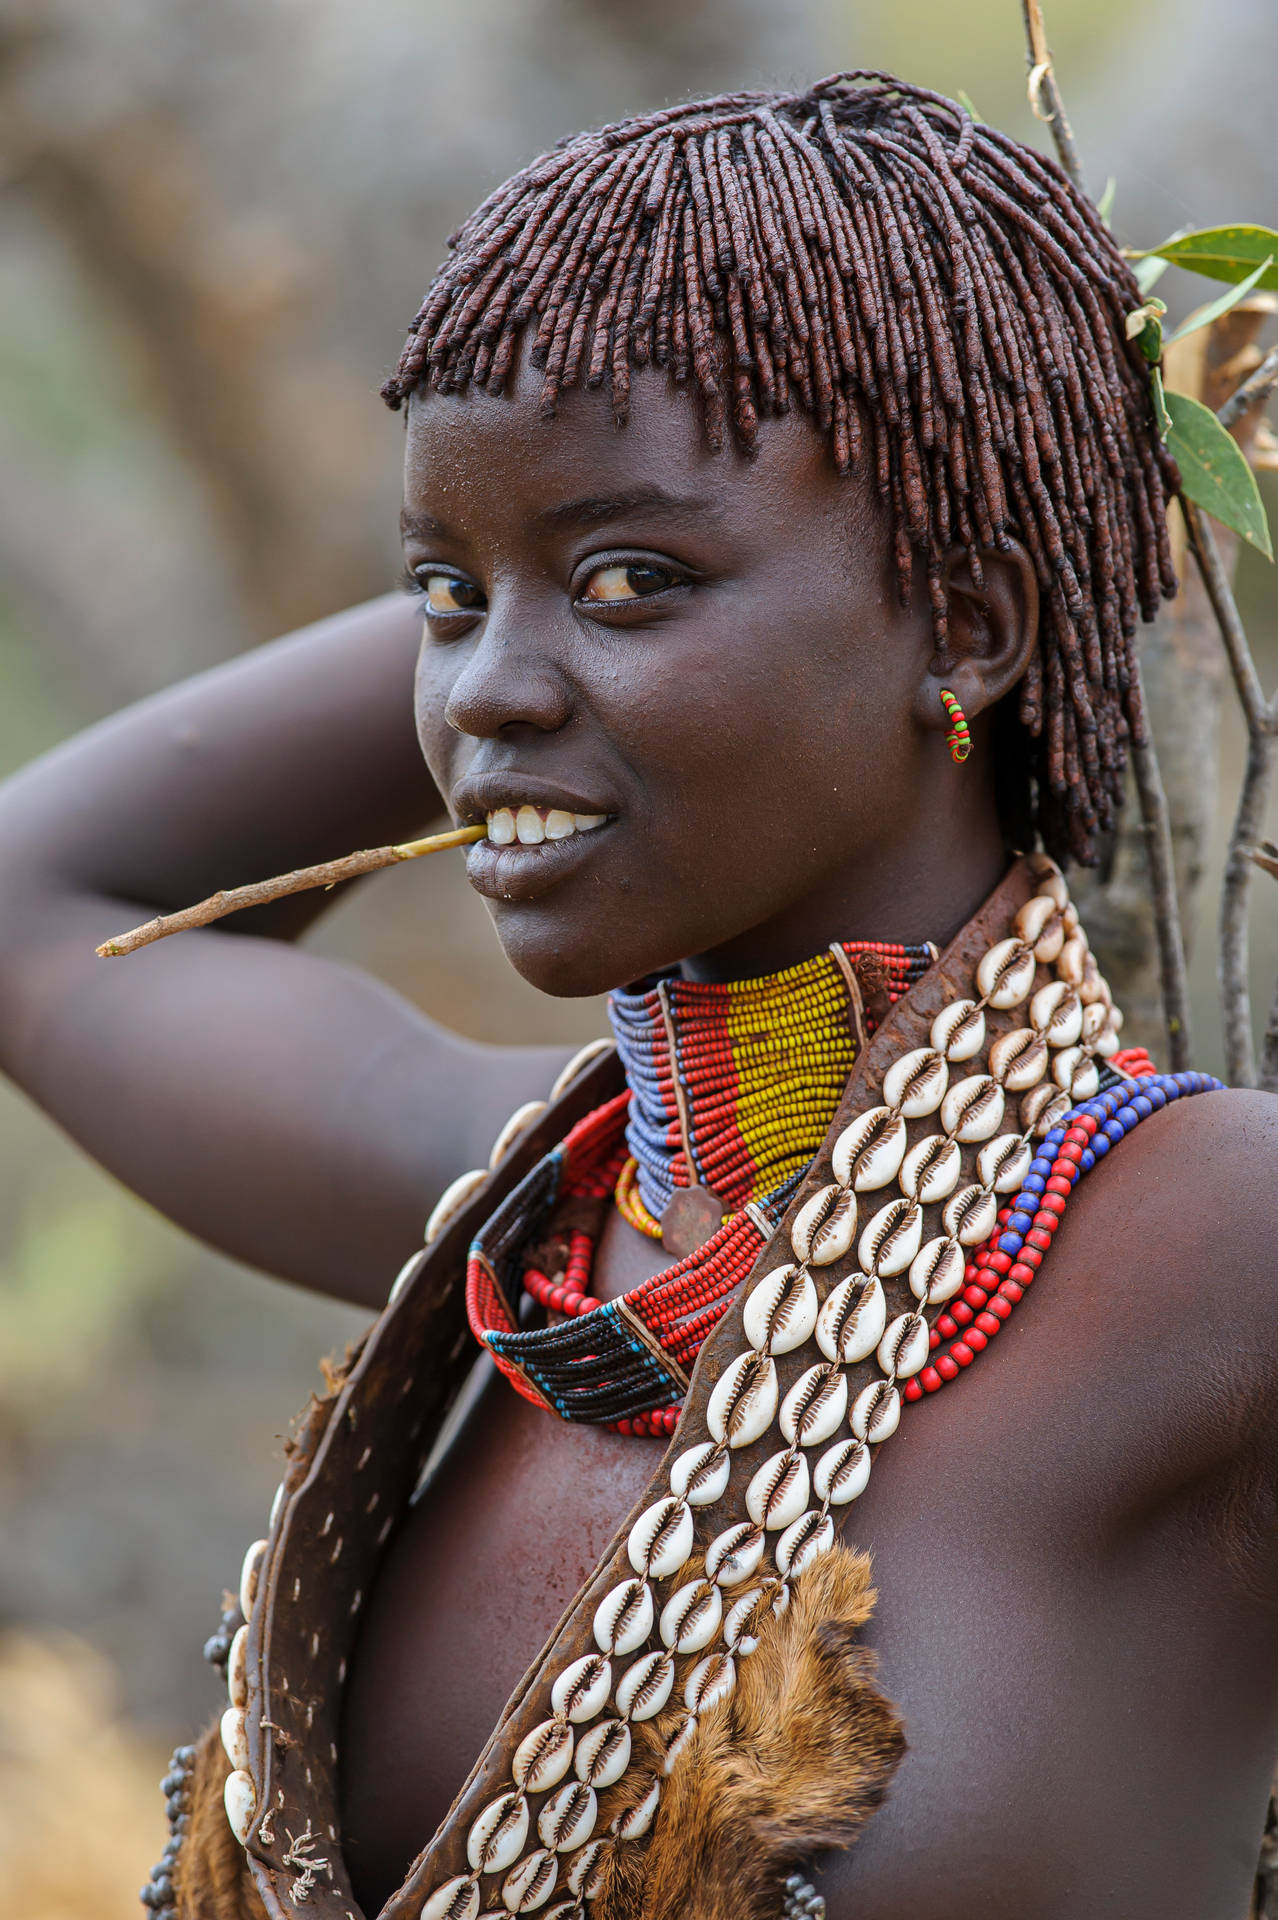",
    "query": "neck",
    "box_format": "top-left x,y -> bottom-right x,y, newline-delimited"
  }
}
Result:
680,793 -> 1011,985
